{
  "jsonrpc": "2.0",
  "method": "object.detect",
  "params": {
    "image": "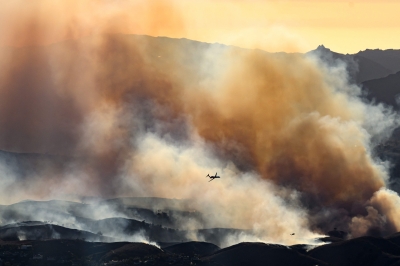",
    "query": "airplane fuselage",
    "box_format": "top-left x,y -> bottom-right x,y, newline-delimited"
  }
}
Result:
207,173 -> 220,181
